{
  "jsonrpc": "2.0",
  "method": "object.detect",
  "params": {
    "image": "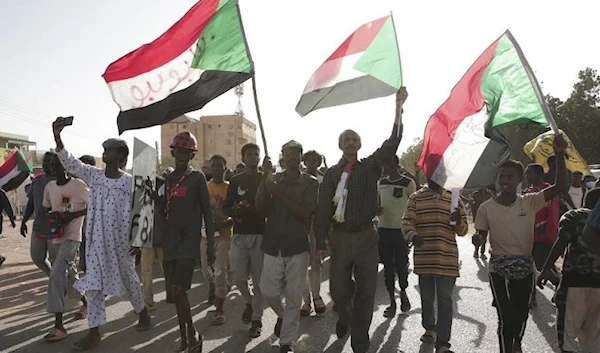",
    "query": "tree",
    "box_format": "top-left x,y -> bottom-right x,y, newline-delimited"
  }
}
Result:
552,68 -> 600,164
399,138 -> 426,184
158,155 -> 201,174
501,68 -> 600,165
